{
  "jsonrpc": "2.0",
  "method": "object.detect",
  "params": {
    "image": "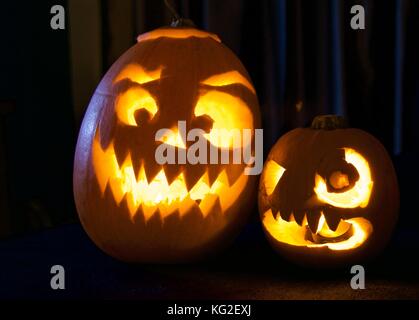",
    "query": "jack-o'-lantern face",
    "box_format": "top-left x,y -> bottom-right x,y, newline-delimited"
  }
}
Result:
92,64 -> 255,220
258,116 -> 398,267
74,27 -> 261,263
